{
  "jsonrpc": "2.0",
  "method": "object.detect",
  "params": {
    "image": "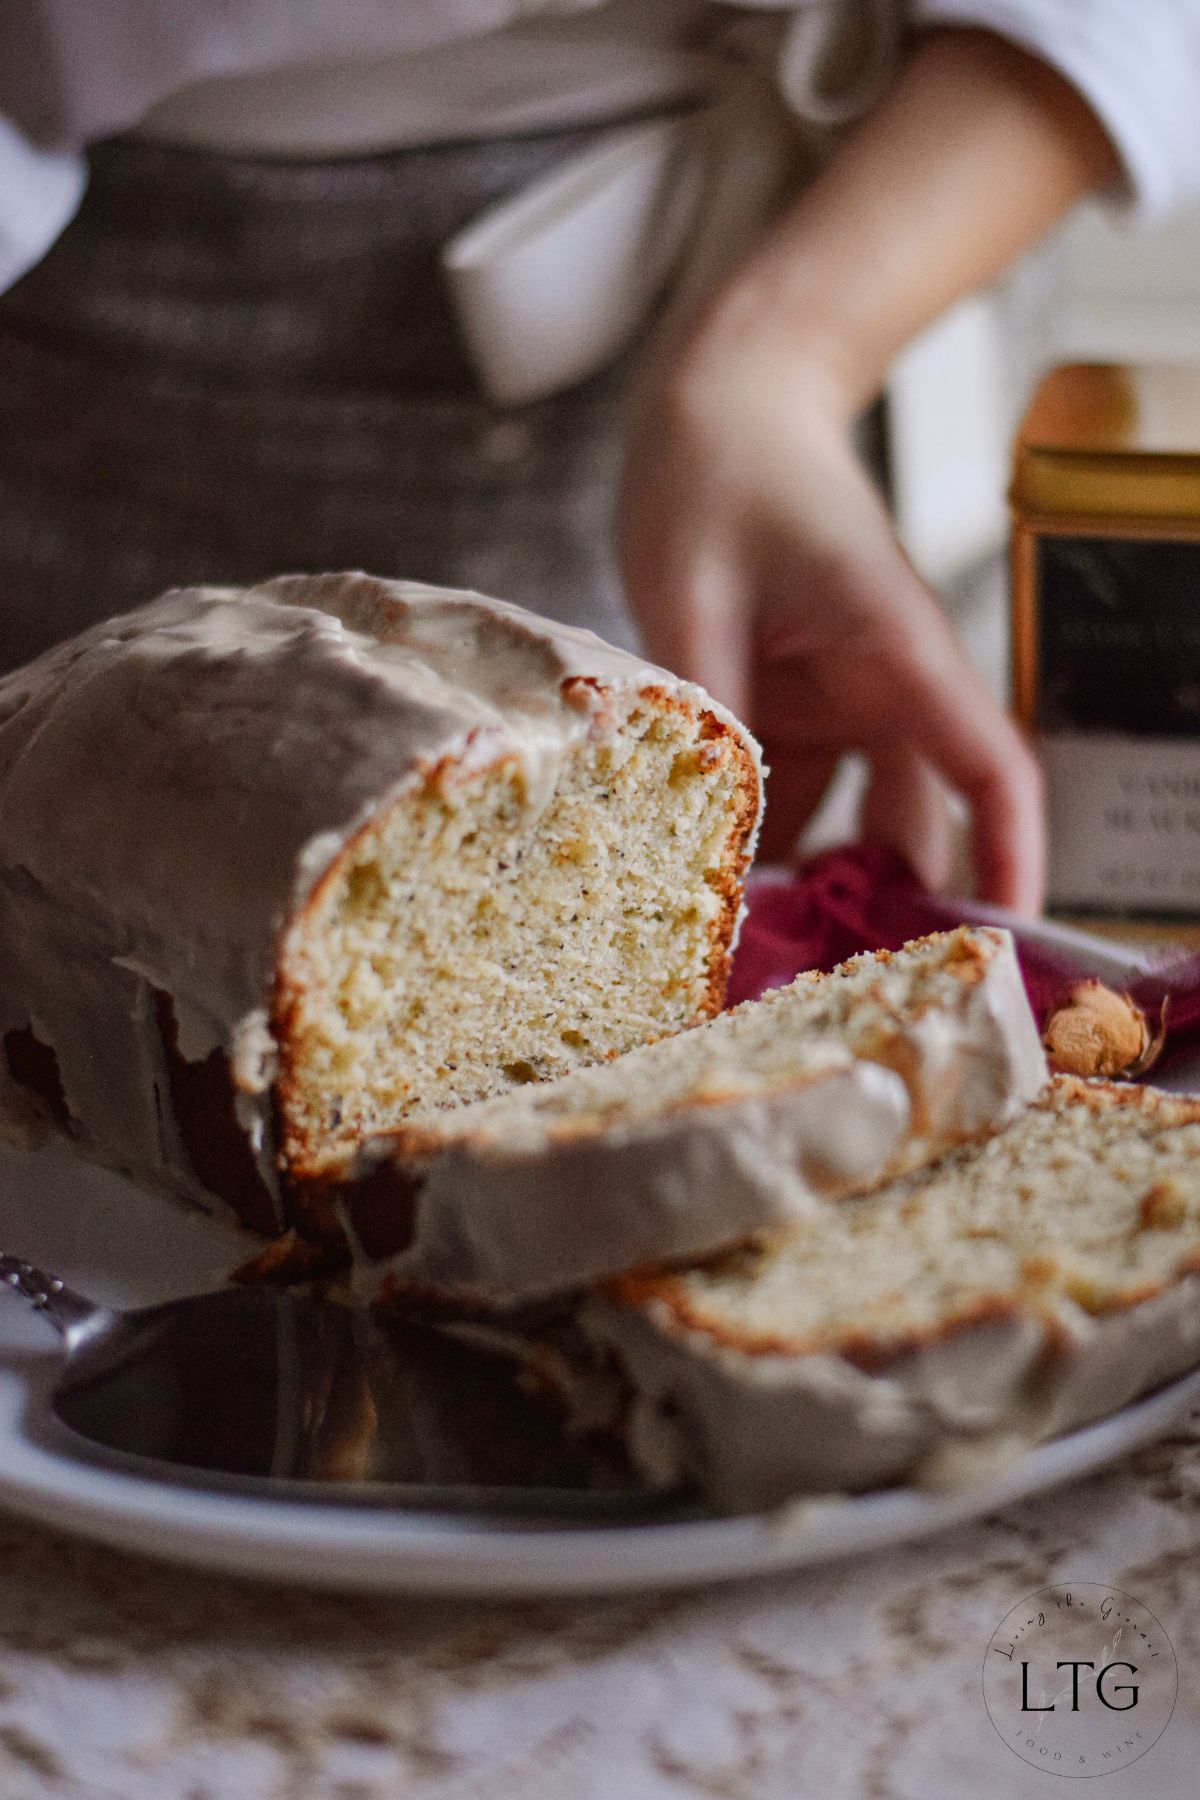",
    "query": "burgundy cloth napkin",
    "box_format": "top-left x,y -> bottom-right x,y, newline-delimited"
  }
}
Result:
728,844 -> 1200,1073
